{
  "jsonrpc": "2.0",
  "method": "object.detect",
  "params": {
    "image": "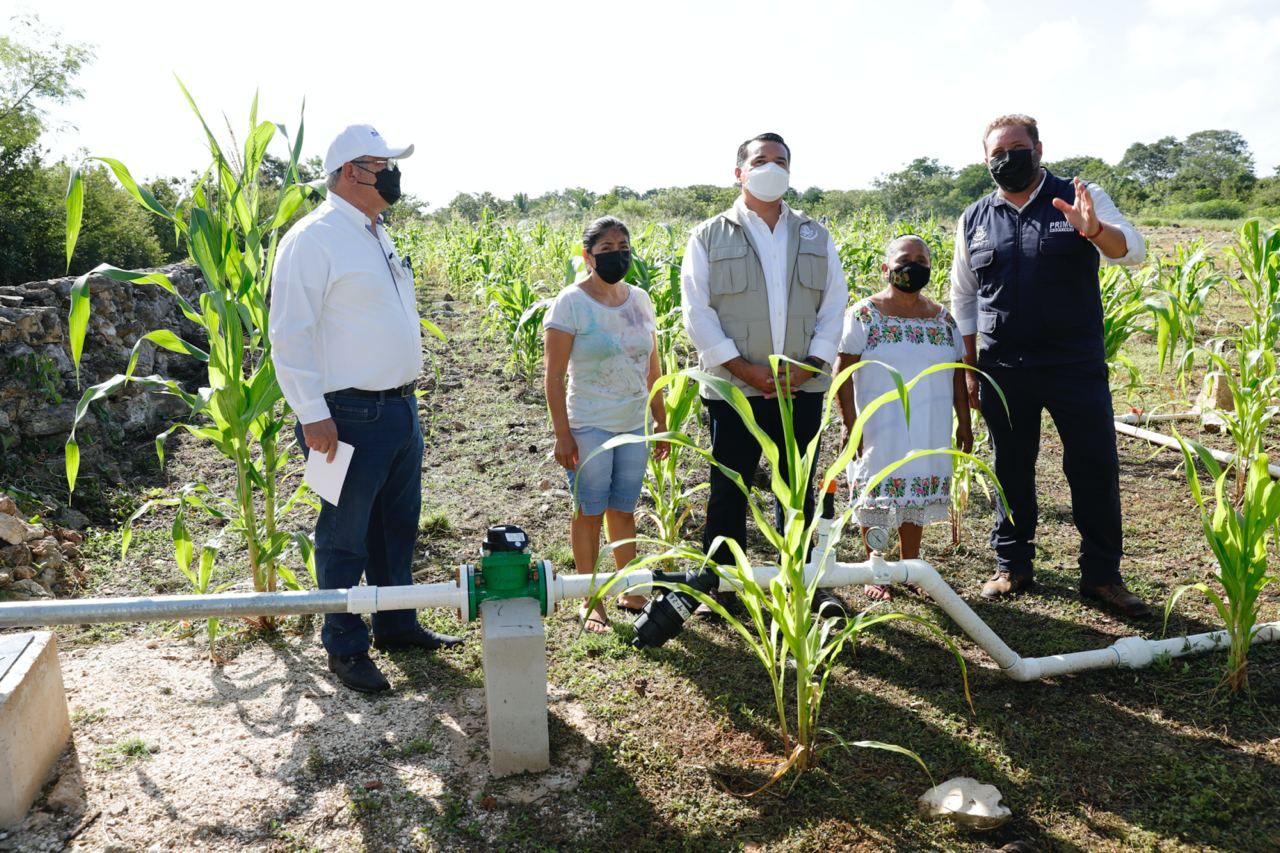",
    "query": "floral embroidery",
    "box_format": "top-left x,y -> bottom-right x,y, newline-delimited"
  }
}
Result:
858,303 -> 959,354
851,473 -> 952,505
